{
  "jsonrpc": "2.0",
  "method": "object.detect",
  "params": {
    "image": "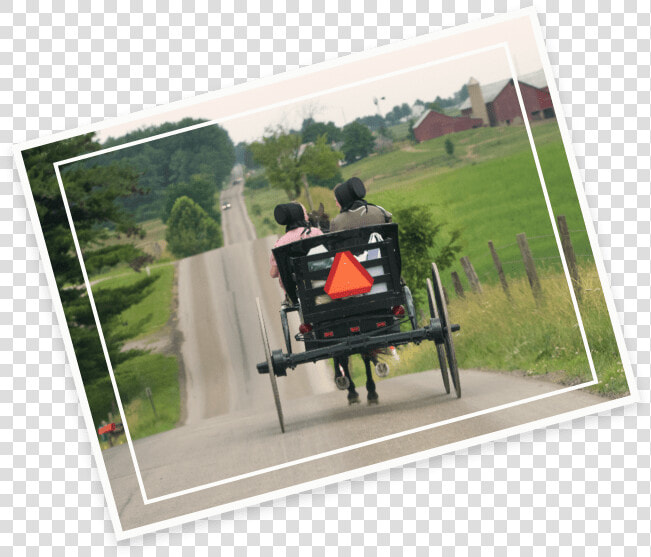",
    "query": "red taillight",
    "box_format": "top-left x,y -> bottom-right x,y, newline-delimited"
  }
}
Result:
299,323 -> 313,334
392,305 -> 405,316
376,321 -> 386,328
324,331 -> 334,338
350,326 -> 360,333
